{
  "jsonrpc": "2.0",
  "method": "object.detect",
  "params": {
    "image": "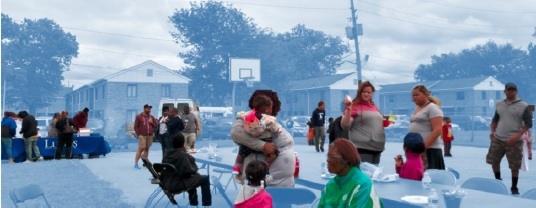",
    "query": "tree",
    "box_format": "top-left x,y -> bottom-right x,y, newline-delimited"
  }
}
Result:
1,14 -> 78,113
169,2 -> 348,106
